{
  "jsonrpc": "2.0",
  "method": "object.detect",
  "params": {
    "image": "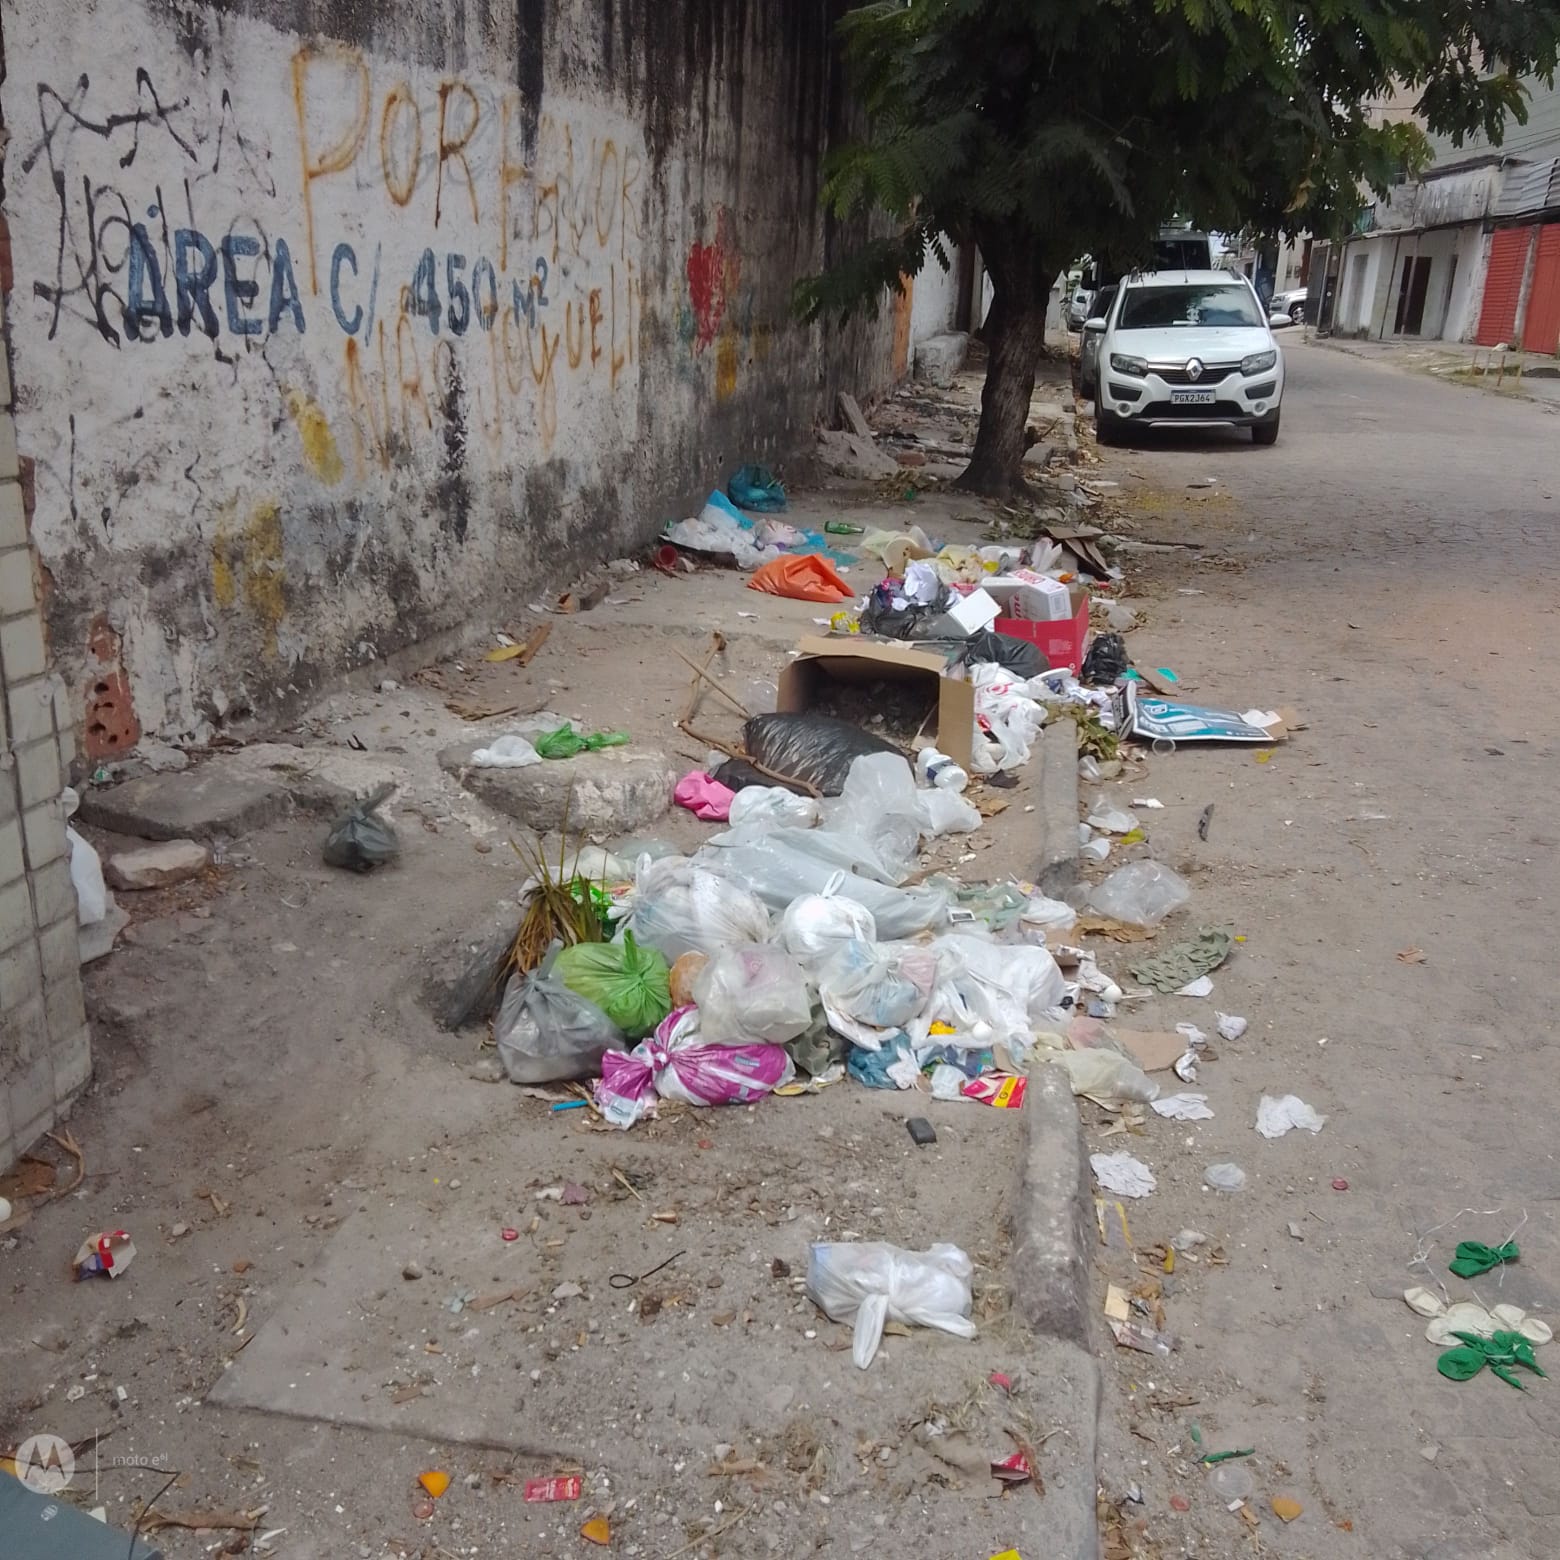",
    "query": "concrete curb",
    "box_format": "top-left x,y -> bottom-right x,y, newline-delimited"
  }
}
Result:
1034,717 -> 1082,897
